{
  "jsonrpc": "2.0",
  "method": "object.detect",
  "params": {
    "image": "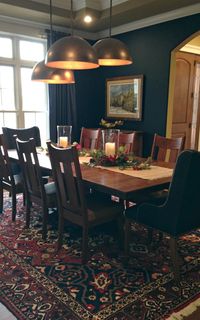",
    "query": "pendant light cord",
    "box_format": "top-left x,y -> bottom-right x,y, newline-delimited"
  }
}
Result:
50,0 -> 53,45
109,0 -> 112,38
70,0 -> 74,36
